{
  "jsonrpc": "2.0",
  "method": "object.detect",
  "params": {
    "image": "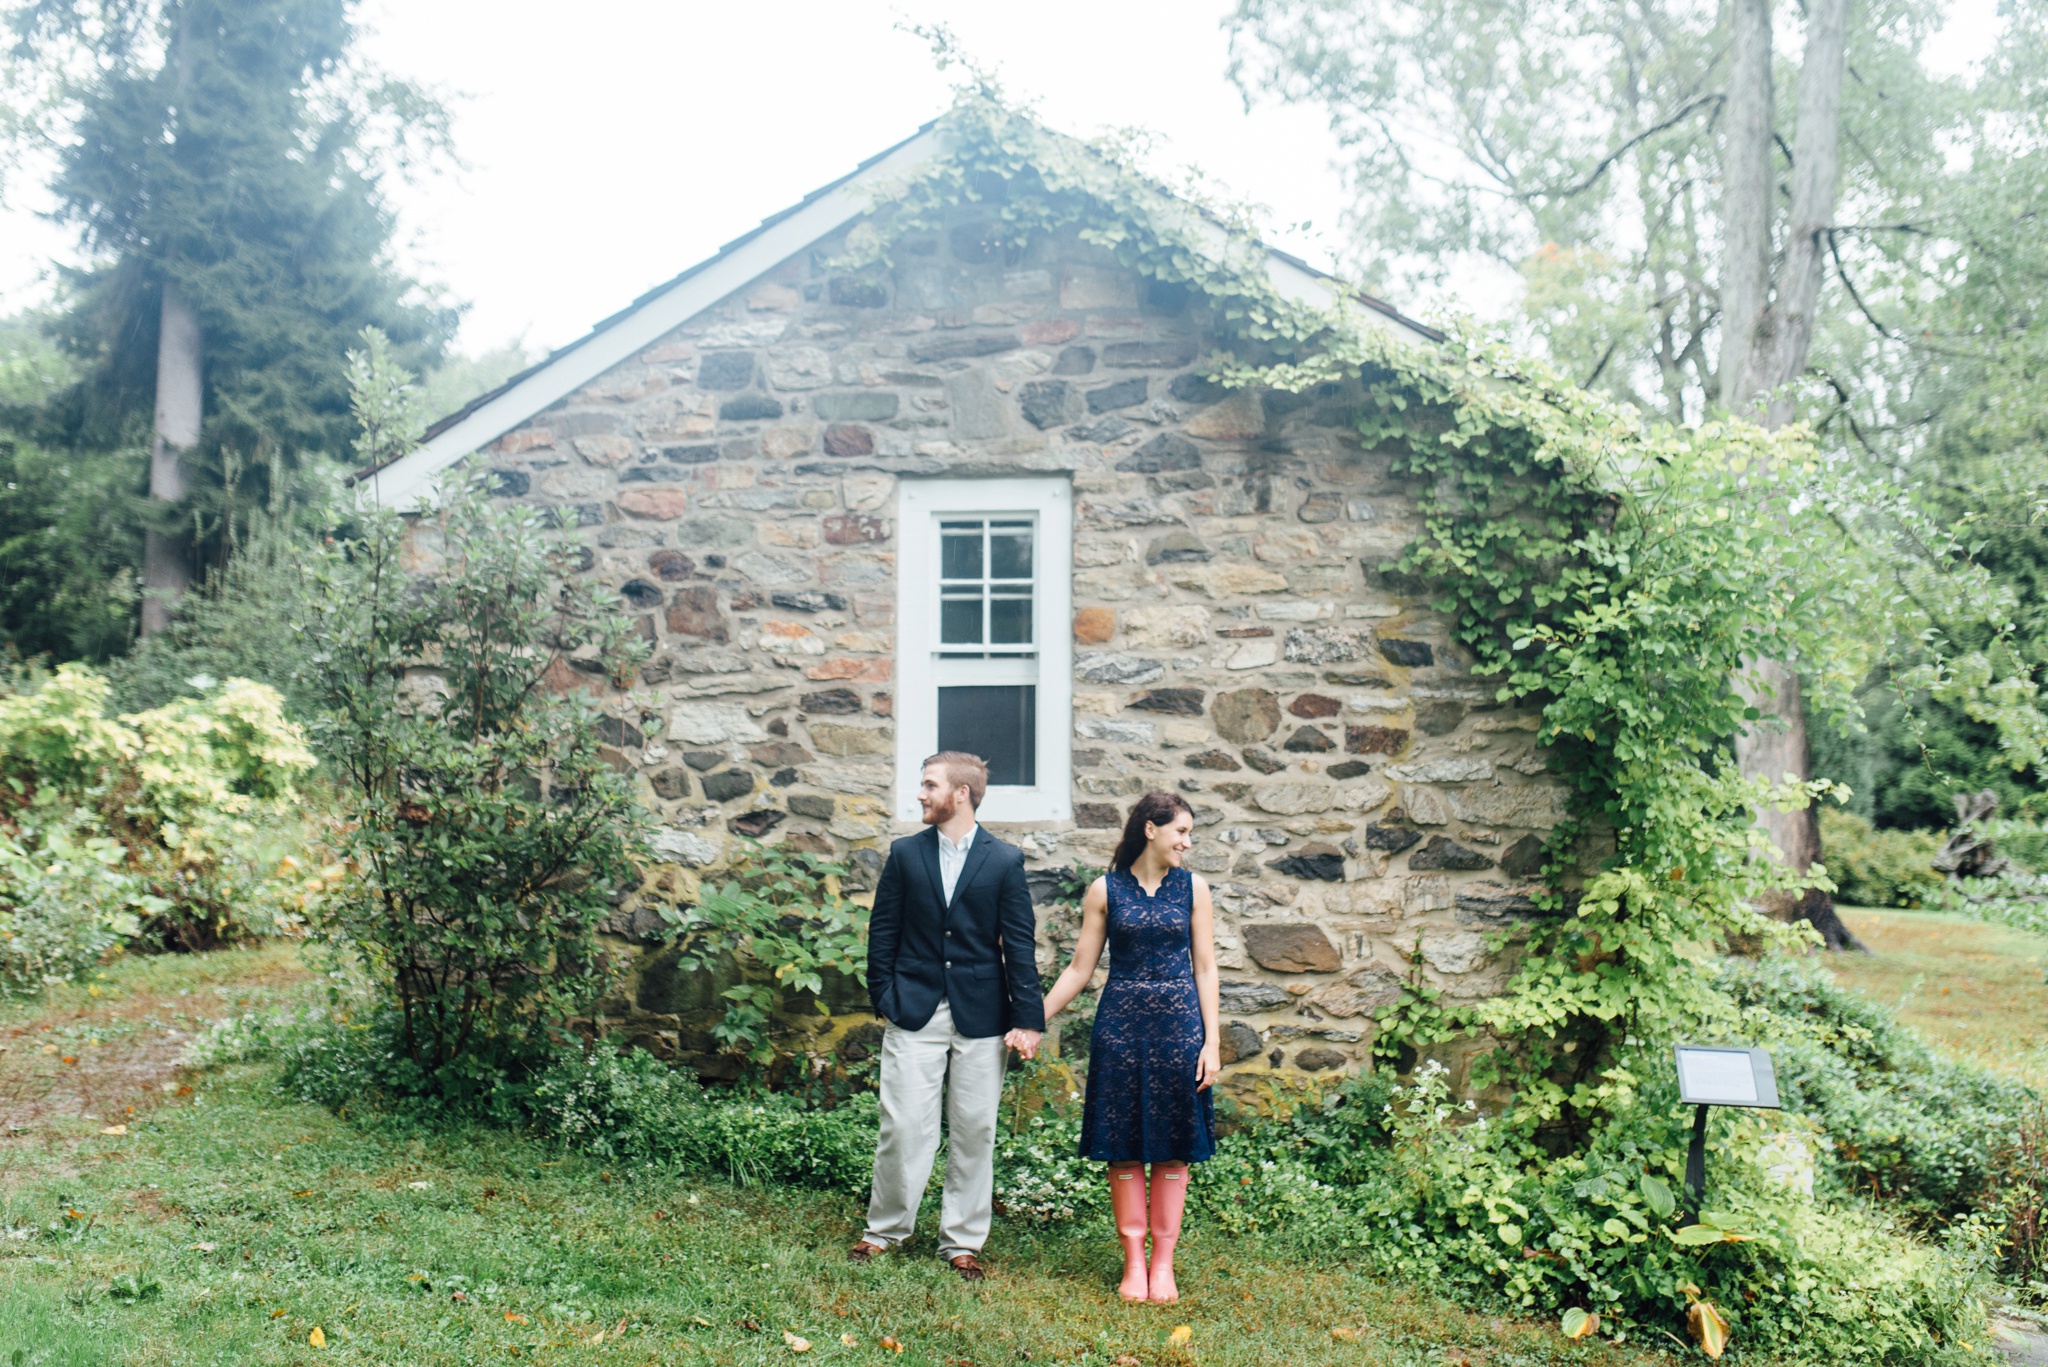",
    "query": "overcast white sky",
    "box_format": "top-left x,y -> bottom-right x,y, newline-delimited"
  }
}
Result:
0,0 -> 2009,358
